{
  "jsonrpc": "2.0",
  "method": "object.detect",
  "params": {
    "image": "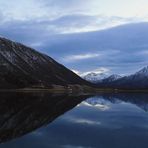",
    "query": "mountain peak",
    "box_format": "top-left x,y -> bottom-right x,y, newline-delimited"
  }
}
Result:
136,66 -> 148,76
101,74 -> 122,83
82,72 -> 108,83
